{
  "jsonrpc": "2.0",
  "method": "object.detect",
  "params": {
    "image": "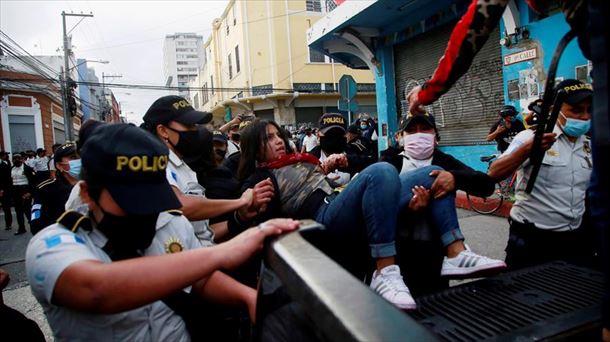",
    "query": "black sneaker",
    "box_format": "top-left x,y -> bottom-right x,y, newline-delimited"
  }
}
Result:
14,230 -> 26,236
4,226 -> 11,231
